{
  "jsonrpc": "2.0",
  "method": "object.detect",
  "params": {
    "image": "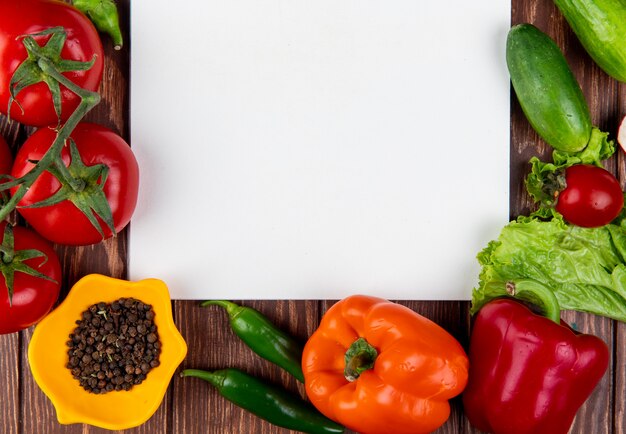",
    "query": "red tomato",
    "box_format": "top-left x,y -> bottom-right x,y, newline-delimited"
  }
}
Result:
10,123 -> 140,245
555,164 -> 624,228
0,222 -> 61,334
0,135 -> 11,175
0,0 -> 104,127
